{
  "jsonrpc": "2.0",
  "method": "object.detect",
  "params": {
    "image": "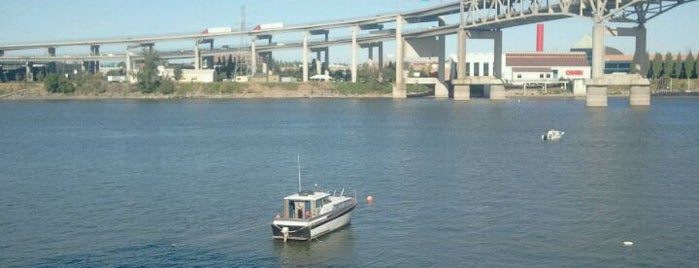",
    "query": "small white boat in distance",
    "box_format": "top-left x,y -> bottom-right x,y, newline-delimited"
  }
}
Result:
542,129 -> 565,140
272,189 -> 357,242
